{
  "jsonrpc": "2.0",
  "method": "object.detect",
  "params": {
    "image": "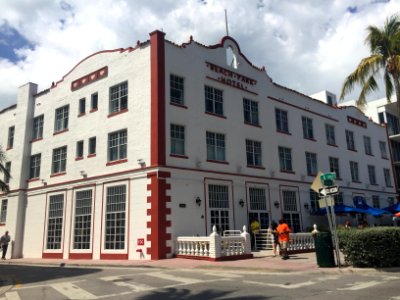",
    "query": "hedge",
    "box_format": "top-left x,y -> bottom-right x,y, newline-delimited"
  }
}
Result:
337,227 -> 400,268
